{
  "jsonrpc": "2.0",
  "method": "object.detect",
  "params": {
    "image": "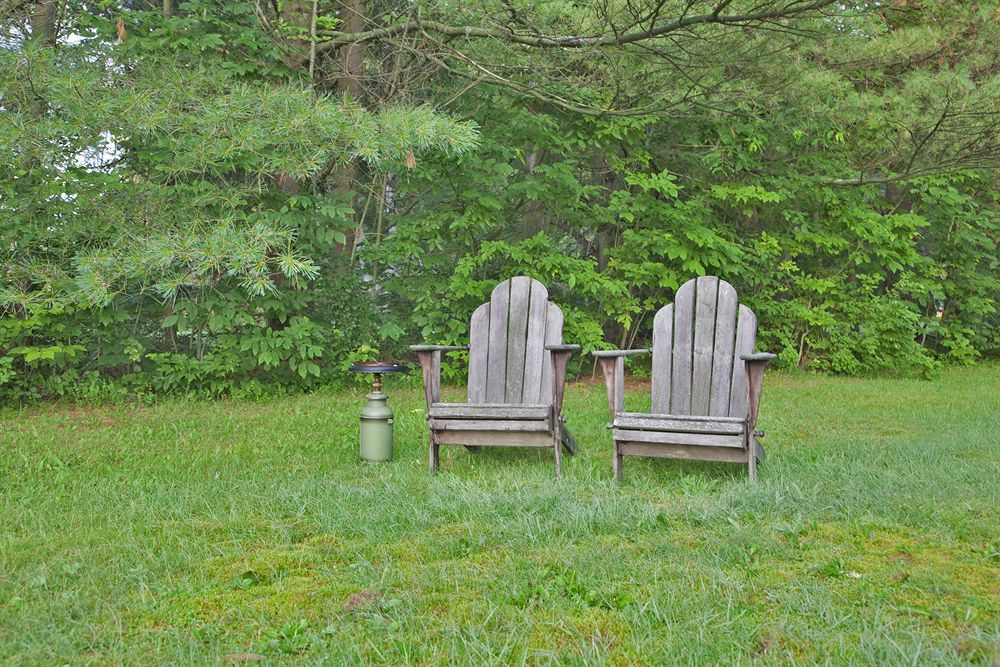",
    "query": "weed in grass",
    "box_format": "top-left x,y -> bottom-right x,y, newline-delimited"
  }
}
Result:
264,619 -> 311,655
